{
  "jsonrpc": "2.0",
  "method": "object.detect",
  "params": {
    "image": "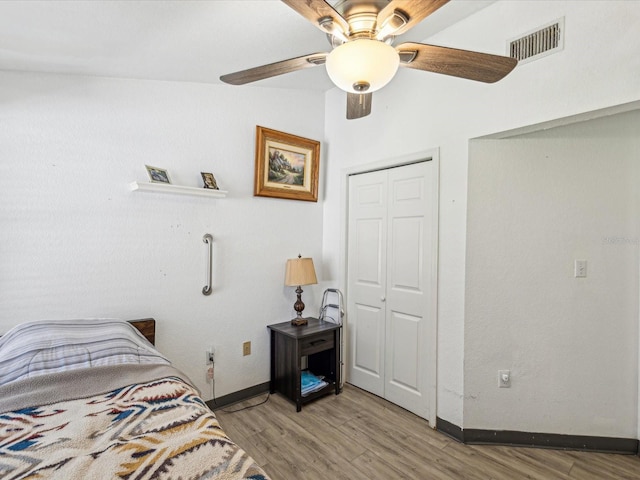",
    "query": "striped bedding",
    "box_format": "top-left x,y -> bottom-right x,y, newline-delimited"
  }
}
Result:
0,320 -> 270,480
0,319 -> 170,385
